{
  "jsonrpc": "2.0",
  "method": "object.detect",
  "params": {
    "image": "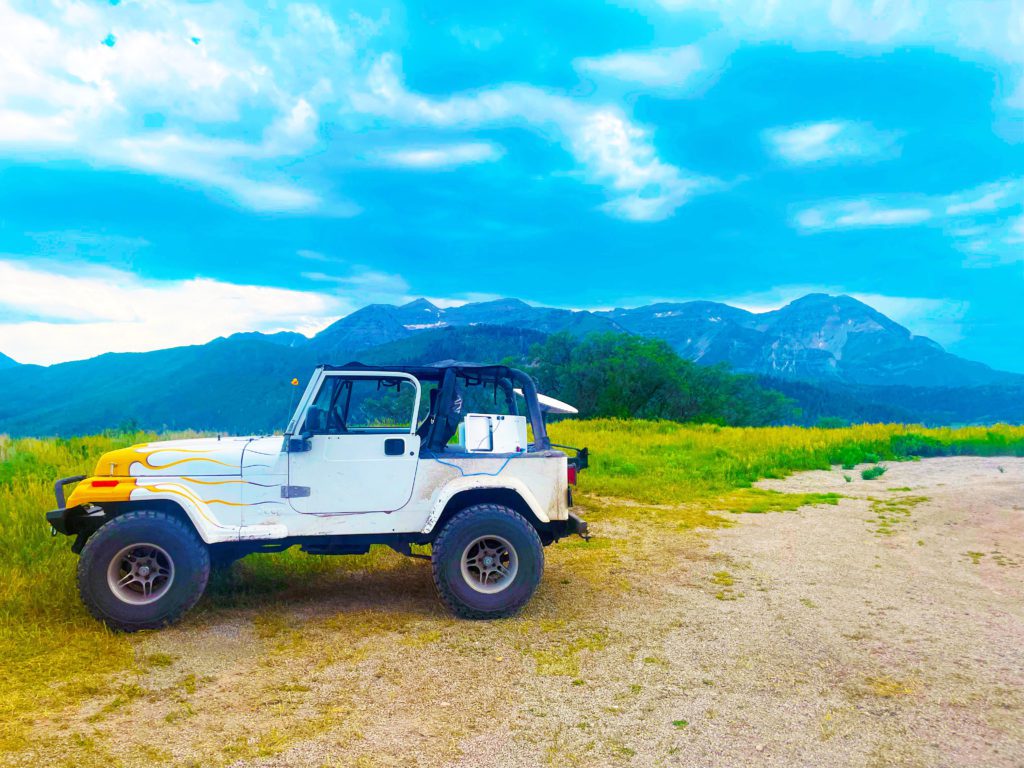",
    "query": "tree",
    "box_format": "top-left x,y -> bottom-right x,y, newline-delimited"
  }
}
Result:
530,332 -> 796,426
